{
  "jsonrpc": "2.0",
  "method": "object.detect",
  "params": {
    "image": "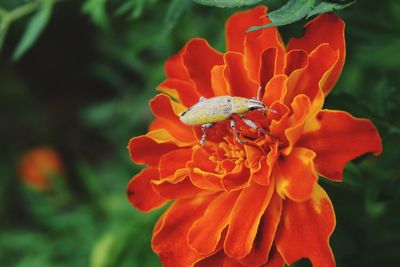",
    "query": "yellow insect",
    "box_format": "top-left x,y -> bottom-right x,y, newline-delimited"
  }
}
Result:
179,87 -> 276,146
